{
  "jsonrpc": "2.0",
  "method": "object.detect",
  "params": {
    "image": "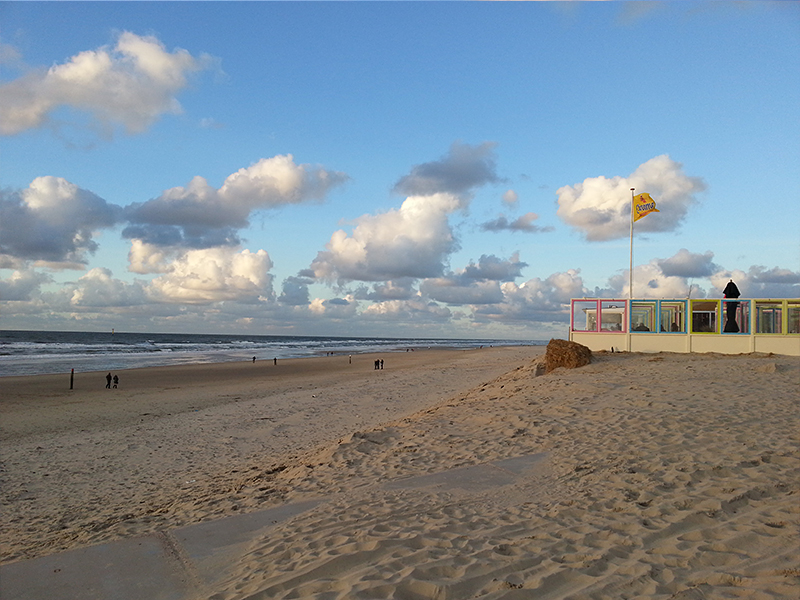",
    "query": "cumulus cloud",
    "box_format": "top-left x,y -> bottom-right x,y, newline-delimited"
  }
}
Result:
481,212 -> 553,234
556,155 -> 706,241
0,269 -> 51,301
477,269 -> 588,323
69,268 -> 148,307
310,193 -> 464,283
309,143 -> 504,285
0,32 -> 212,136
392,141 -> 500,197
415,254 -> 528,307
0,176 -> 122,266
146,247 -> 274,304
657,248 -> 718,278
123,155 -> 349,250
